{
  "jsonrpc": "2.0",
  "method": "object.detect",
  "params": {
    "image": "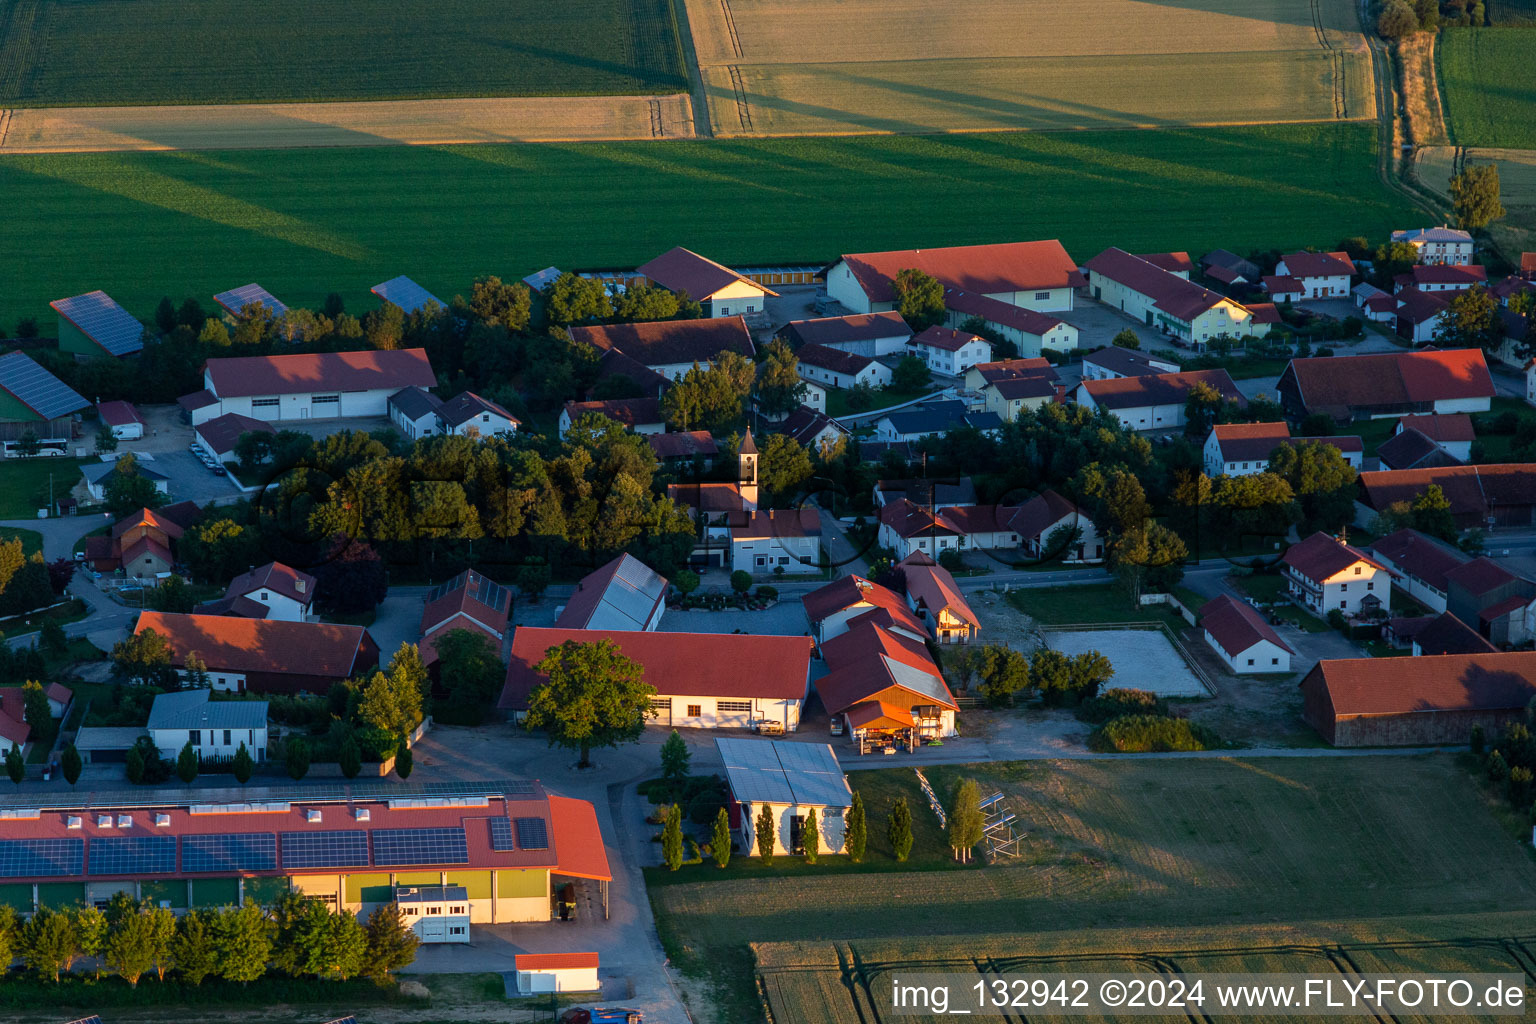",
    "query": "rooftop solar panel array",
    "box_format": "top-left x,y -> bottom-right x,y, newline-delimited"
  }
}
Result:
280,830 -> 370,869
489,817 -> 516,851
372,275 -> 444,315
50,291 -> 145,356
716,738 -> 851,809
214,283 -> 288,317
0,778 -> 535,813
371,827 -> 469,866
0,838 -> 84,877
0,351 -> 89,421
181,832 -> 277,873
474,575 -> 510,611
88,835 -> 176,875
776,741 -> 853,808
584,555 -> 667,631
513,817 -> 549,851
